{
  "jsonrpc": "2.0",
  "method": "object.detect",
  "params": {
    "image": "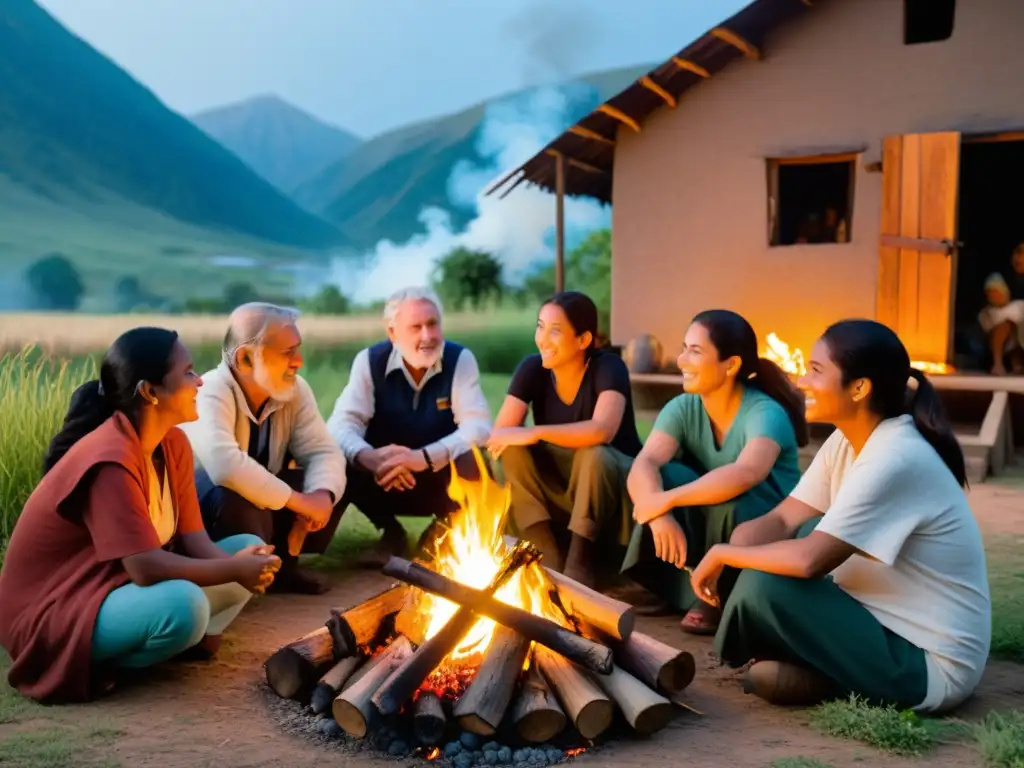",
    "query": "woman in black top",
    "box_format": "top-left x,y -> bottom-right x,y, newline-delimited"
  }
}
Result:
488,291 -> 643,588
